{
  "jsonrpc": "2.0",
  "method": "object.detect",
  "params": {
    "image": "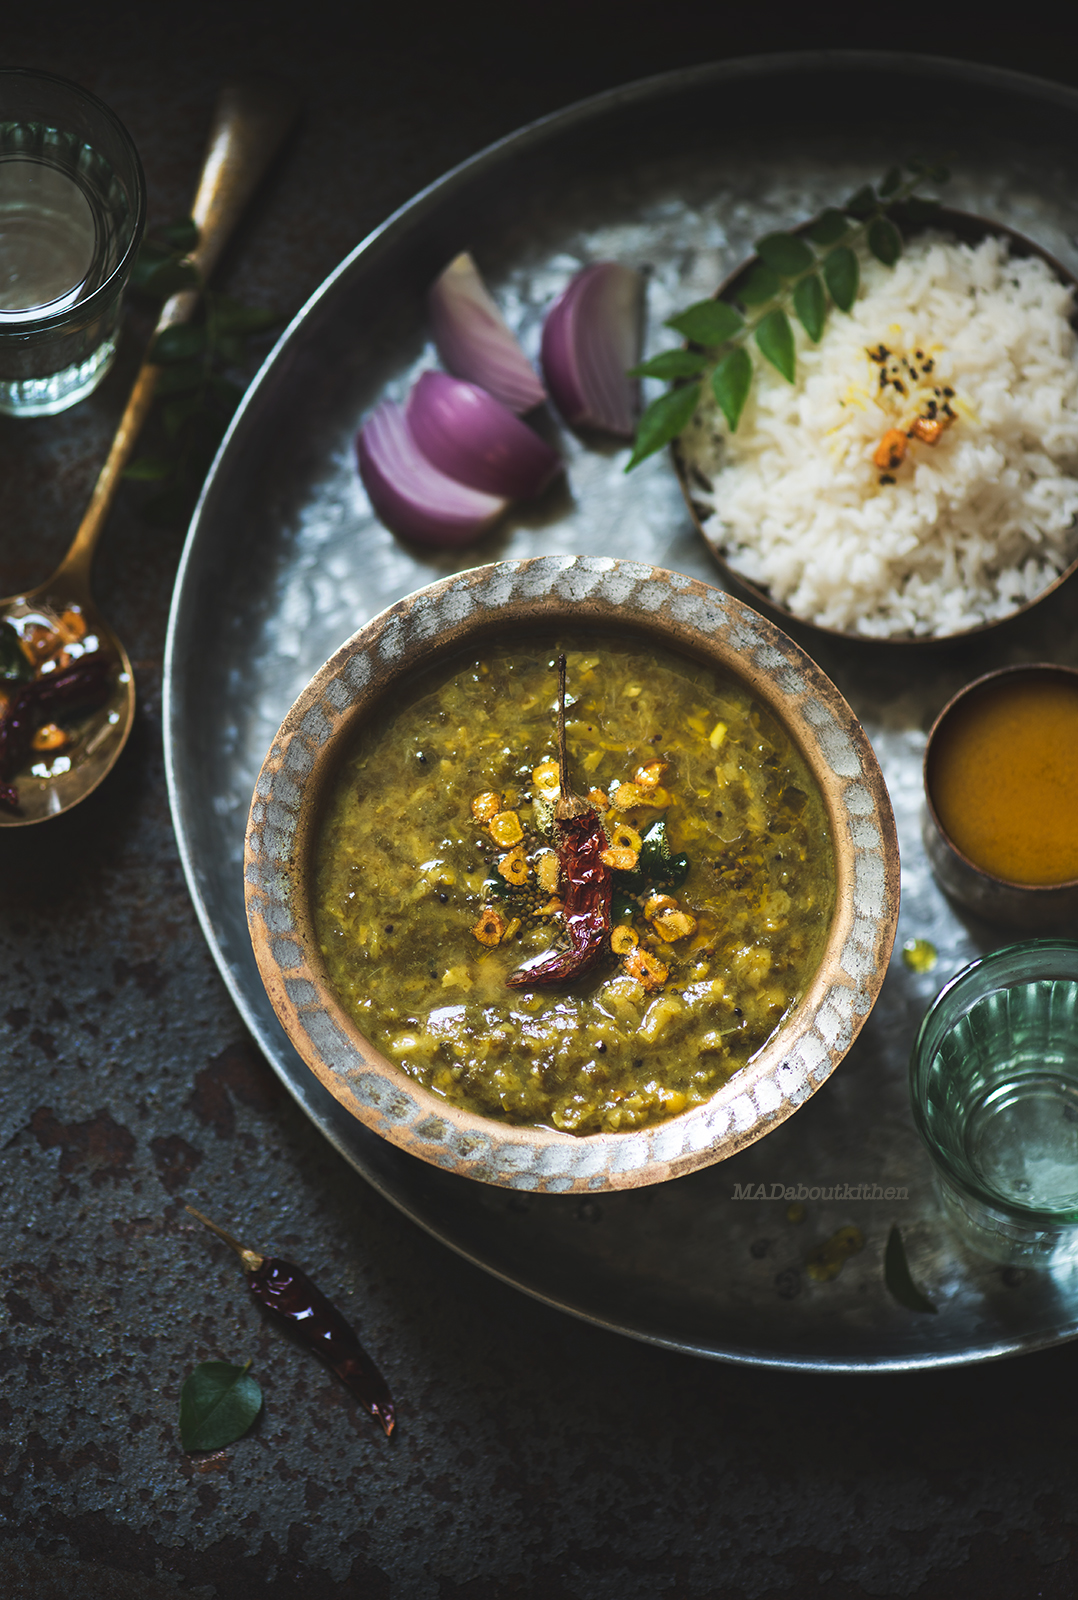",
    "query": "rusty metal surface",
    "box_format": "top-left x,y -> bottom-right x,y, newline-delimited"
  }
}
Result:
2,6 -> 1078,1596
